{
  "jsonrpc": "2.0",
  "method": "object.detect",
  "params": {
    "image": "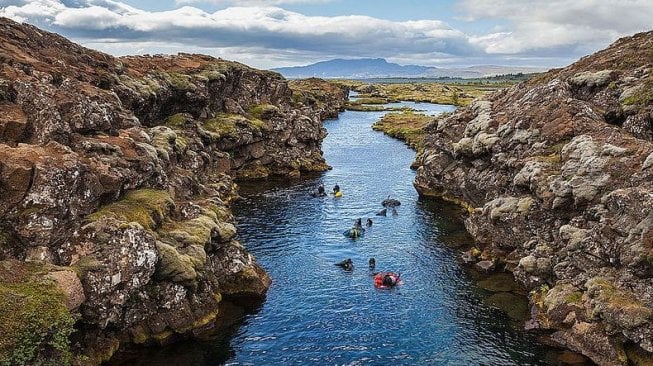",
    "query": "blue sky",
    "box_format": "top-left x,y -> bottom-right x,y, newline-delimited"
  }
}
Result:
1,0 -> 651,69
